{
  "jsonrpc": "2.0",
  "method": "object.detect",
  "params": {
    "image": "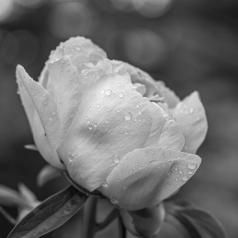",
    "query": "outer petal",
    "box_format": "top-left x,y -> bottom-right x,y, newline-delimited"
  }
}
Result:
173,92 -> 208,153
16,65 -> 62,168
39,36 -> 106,88
31,112 -> 63,169
157,119 -> 185,151
46,58 -> 115,135
155,81 -> 180,108
102,147 -> 201,210
58,74 -> 166,191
